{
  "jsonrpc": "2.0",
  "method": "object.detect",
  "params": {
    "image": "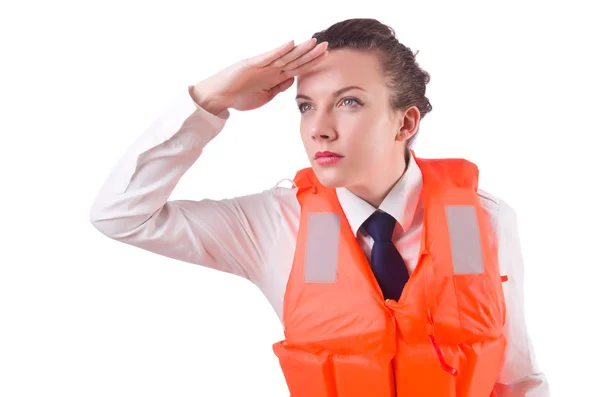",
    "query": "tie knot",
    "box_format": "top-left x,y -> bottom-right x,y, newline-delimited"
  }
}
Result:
362,210 -> 397,242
